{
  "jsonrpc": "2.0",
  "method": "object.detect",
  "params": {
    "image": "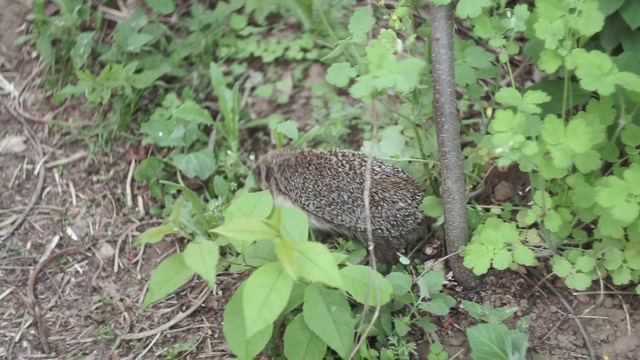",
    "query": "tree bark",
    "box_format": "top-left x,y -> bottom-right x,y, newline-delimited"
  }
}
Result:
429,3 -> 482,289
